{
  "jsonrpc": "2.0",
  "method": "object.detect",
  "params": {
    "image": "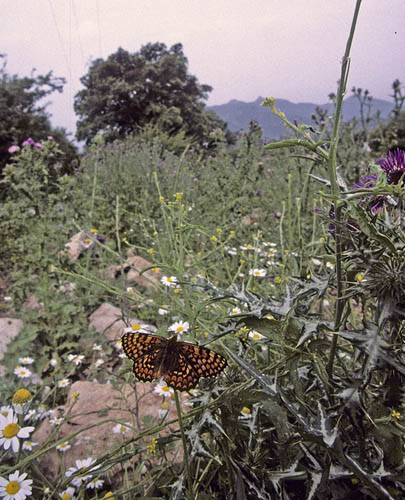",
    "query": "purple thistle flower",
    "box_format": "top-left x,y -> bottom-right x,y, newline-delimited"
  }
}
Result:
377,148 -> 405,185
